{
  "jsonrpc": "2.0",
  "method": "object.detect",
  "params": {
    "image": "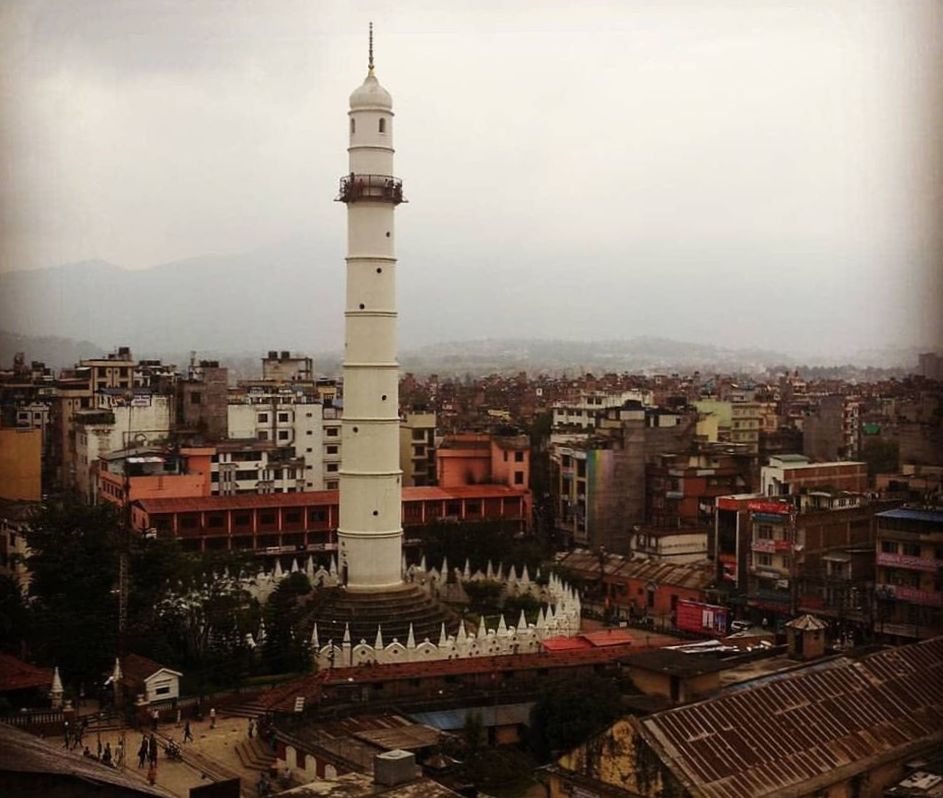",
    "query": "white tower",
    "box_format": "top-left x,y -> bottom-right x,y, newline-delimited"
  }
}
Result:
336,26 -> 405,591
